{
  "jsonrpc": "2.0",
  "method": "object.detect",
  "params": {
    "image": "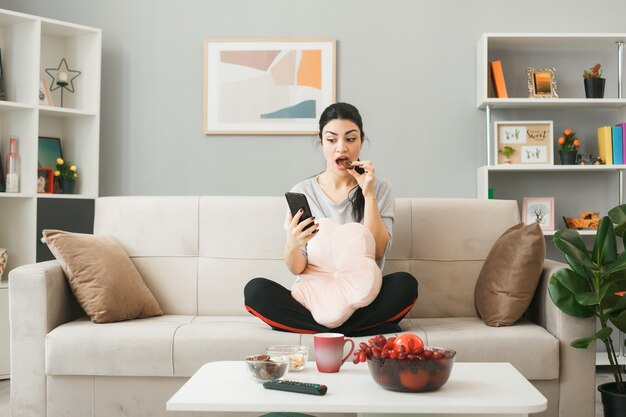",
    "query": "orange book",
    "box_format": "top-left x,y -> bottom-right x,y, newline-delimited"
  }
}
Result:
490,60 -> 508,98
